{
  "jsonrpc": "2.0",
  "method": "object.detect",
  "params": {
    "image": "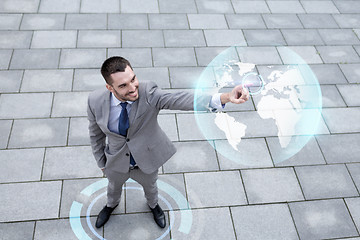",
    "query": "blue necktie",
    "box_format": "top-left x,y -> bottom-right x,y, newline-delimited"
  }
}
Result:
119,102 -> 136,166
